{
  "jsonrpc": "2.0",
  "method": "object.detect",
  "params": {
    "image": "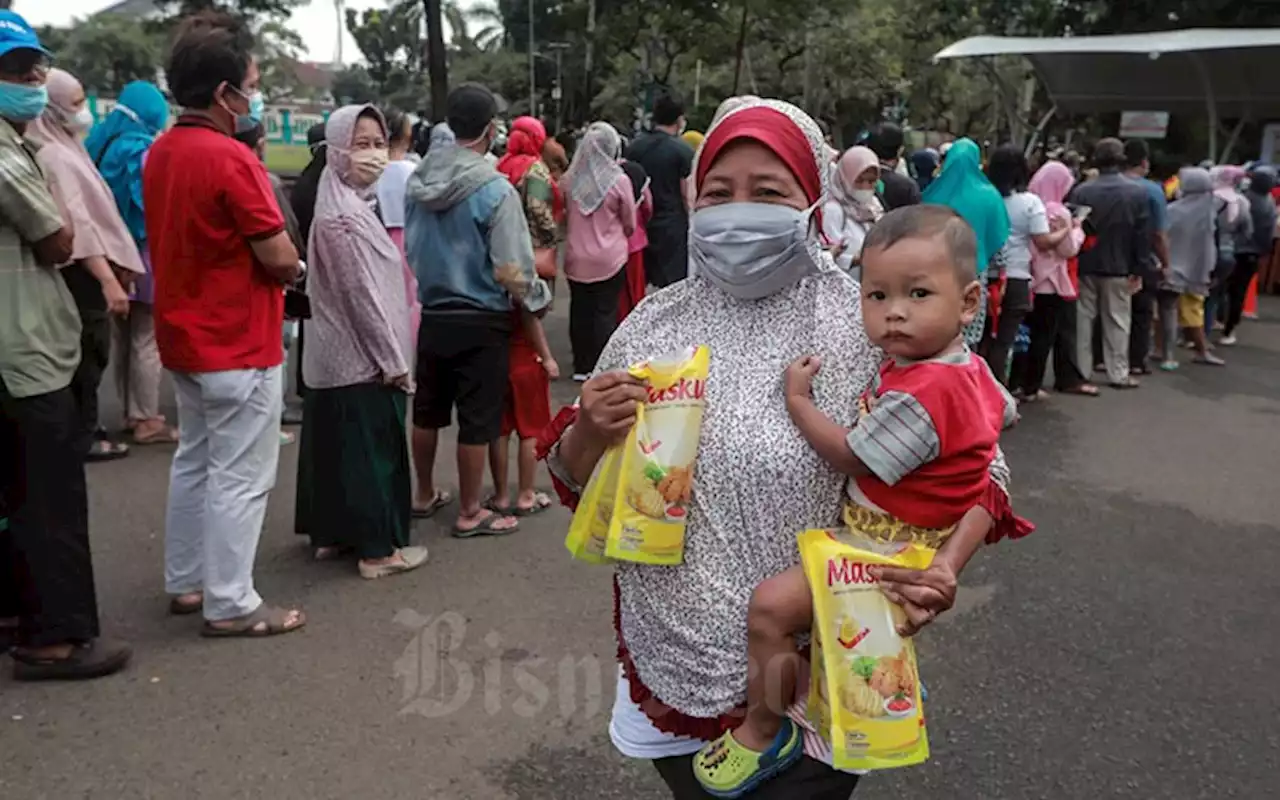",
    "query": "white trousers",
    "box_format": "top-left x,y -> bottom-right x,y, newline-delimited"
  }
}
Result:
164,366 -> 282,621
